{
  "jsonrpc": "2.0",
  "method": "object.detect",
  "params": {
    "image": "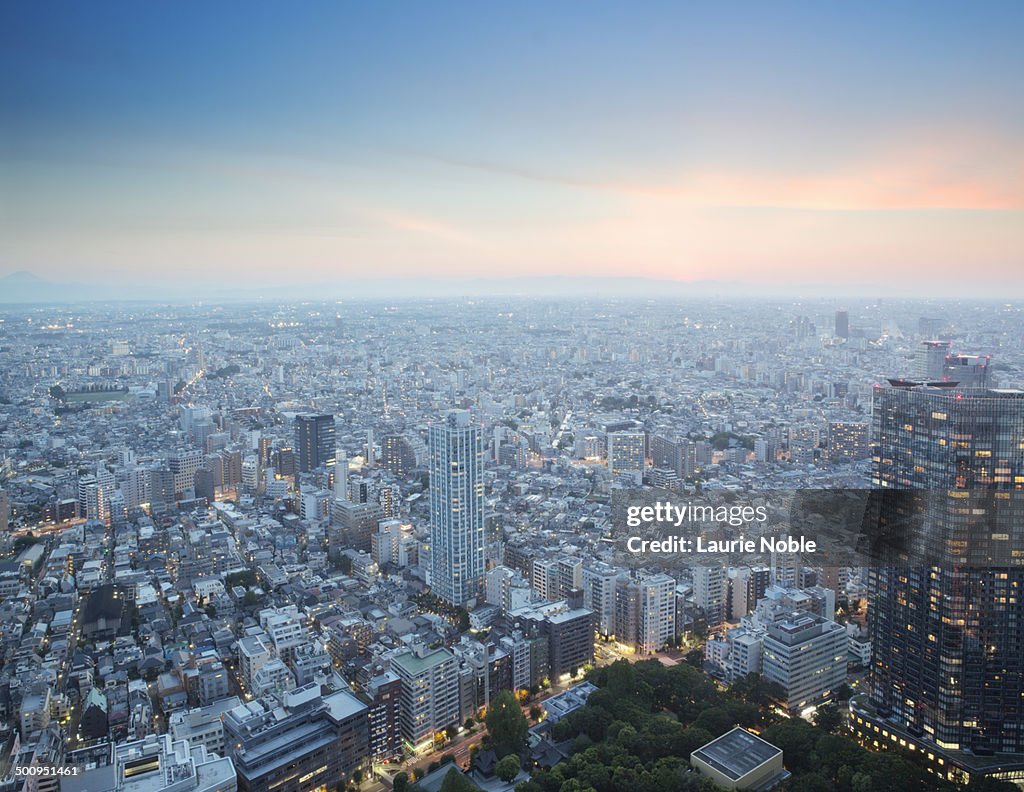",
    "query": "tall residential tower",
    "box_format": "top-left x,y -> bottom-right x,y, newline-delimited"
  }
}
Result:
429,410 -> 485,605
